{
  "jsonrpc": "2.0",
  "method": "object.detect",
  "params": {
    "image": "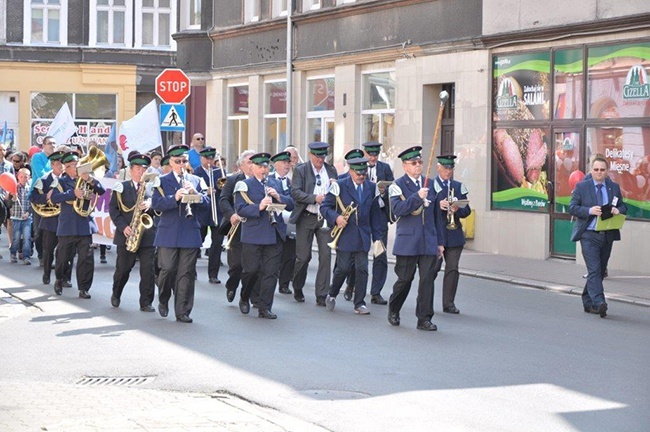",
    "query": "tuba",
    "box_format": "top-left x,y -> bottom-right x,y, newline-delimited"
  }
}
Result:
73,147 -> 108,217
